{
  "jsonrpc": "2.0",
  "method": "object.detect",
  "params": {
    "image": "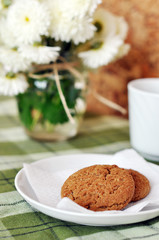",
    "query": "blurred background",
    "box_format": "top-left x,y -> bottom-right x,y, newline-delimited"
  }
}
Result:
87,0 -> 159,116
